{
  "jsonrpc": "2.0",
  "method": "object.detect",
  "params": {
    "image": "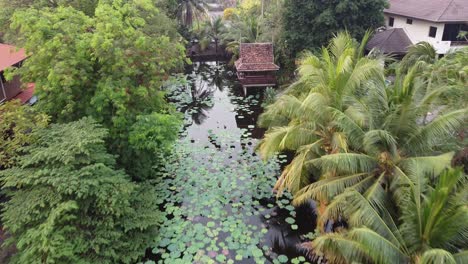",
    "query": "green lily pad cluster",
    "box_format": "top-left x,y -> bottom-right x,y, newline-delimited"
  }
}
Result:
231,94 -> 261,116
151,132 -> 283,263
